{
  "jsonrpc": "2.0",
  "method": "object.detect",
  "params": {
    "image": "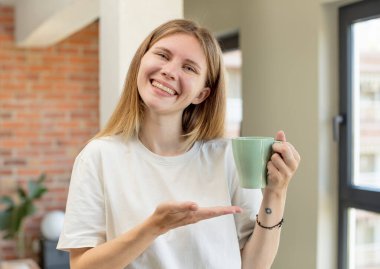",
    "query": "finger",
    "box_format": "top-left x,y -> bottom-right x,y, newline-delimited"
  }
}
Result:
270,153 -> 293,177
178,201 -> 198,211
163,201 -> 198,213
275,130 -> 286,142
194,206 -> 242,221
287,143 -> 301,163
202,206 -> 243,215
272,142 -> 296,168
267,160 -> 280,179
